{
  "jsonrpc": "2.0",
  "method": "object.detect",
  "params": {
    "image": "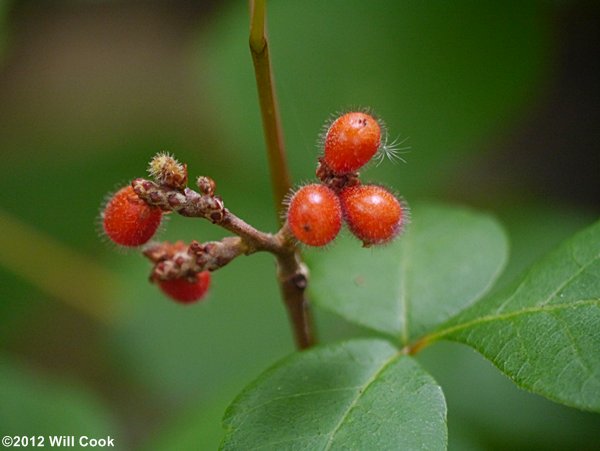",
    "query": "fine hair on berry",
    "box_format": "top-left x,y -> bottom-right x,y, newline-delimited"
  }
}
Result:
323,111 -> 382,174
101,185 -> 163,247
158,271 -> 211,304
340,184 -> 407,246
286,184 -> 342,247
